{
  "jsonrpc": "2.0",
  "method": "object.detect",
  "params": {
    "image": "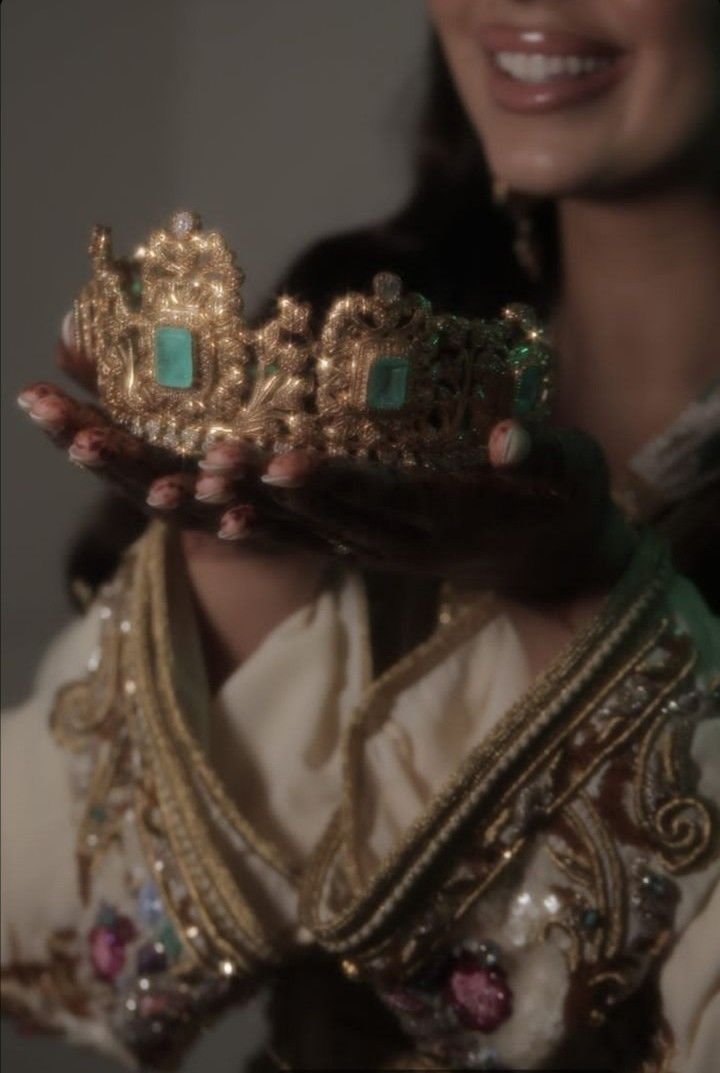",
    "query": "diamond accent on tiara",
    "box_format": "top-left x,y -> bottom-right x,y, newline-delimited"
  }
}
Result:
170,210 -> 199,236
